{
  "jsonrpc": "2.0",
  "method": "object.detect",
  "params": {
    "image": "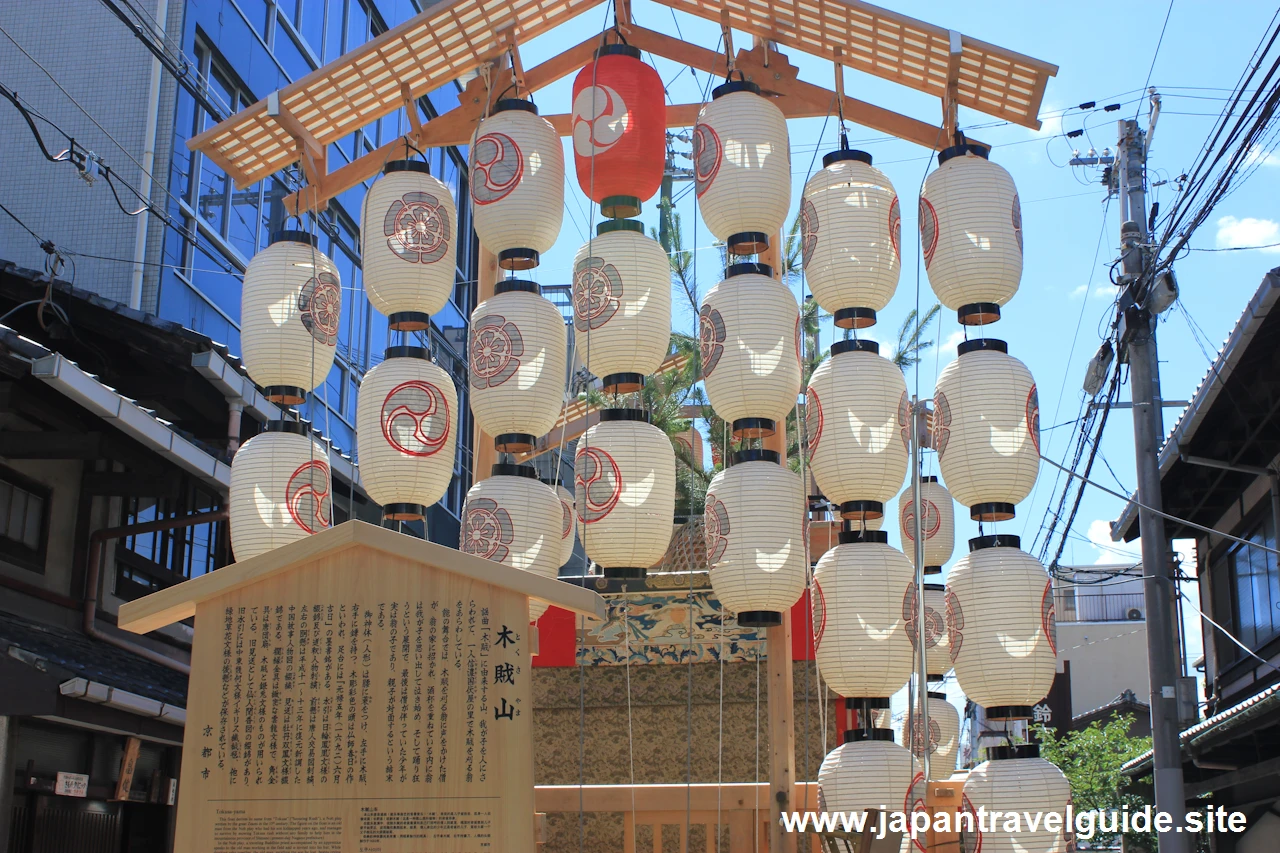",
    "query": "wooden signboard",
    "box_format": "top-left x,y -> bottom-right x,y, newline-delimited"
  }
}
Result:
119,521 -> 605,853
